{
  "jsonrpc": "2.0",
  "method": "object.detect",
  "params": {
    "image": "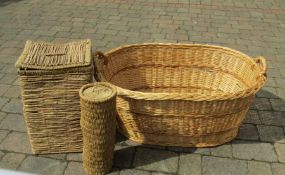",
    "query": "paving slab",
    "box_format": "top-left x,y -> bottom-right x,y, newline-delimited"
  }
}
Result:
248,161 -> 272,175
114,145 -> 135,168
274,143 -> 285,163
202,156 -> 248,175
107,169 -> 120,175
133,148 -> 178,173
257,125 -> 285,143
0,153 -> 26,169
42,153 -> 67,160
243,110 -> 261,125
237,124 -> 259,141
0,97 -> 9,109
151,173 -> 171,175
0,74 -> 17,85
0,84 -> 10,96
64,162 -> 85,175
252,98 -> 272,111
119,169 -> 151,175
167,147 -> 210,155
0,113 -> 26,132
210,144 -> 232,158
0,130 -> 9,143
0,112 -> 6,122
1,98 -> 22,114
2,85 -> 20,98
0,132 -> 32,154
259,111 -> 285,127
232,140 -> 278,162
0,151 -> 4,160
272,163 -> 285,175
19,156 -> 67,175
257,88 -> 279,98
270,99 -> 285,112
178,154 -> 201,175
66,153 -> 82,162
